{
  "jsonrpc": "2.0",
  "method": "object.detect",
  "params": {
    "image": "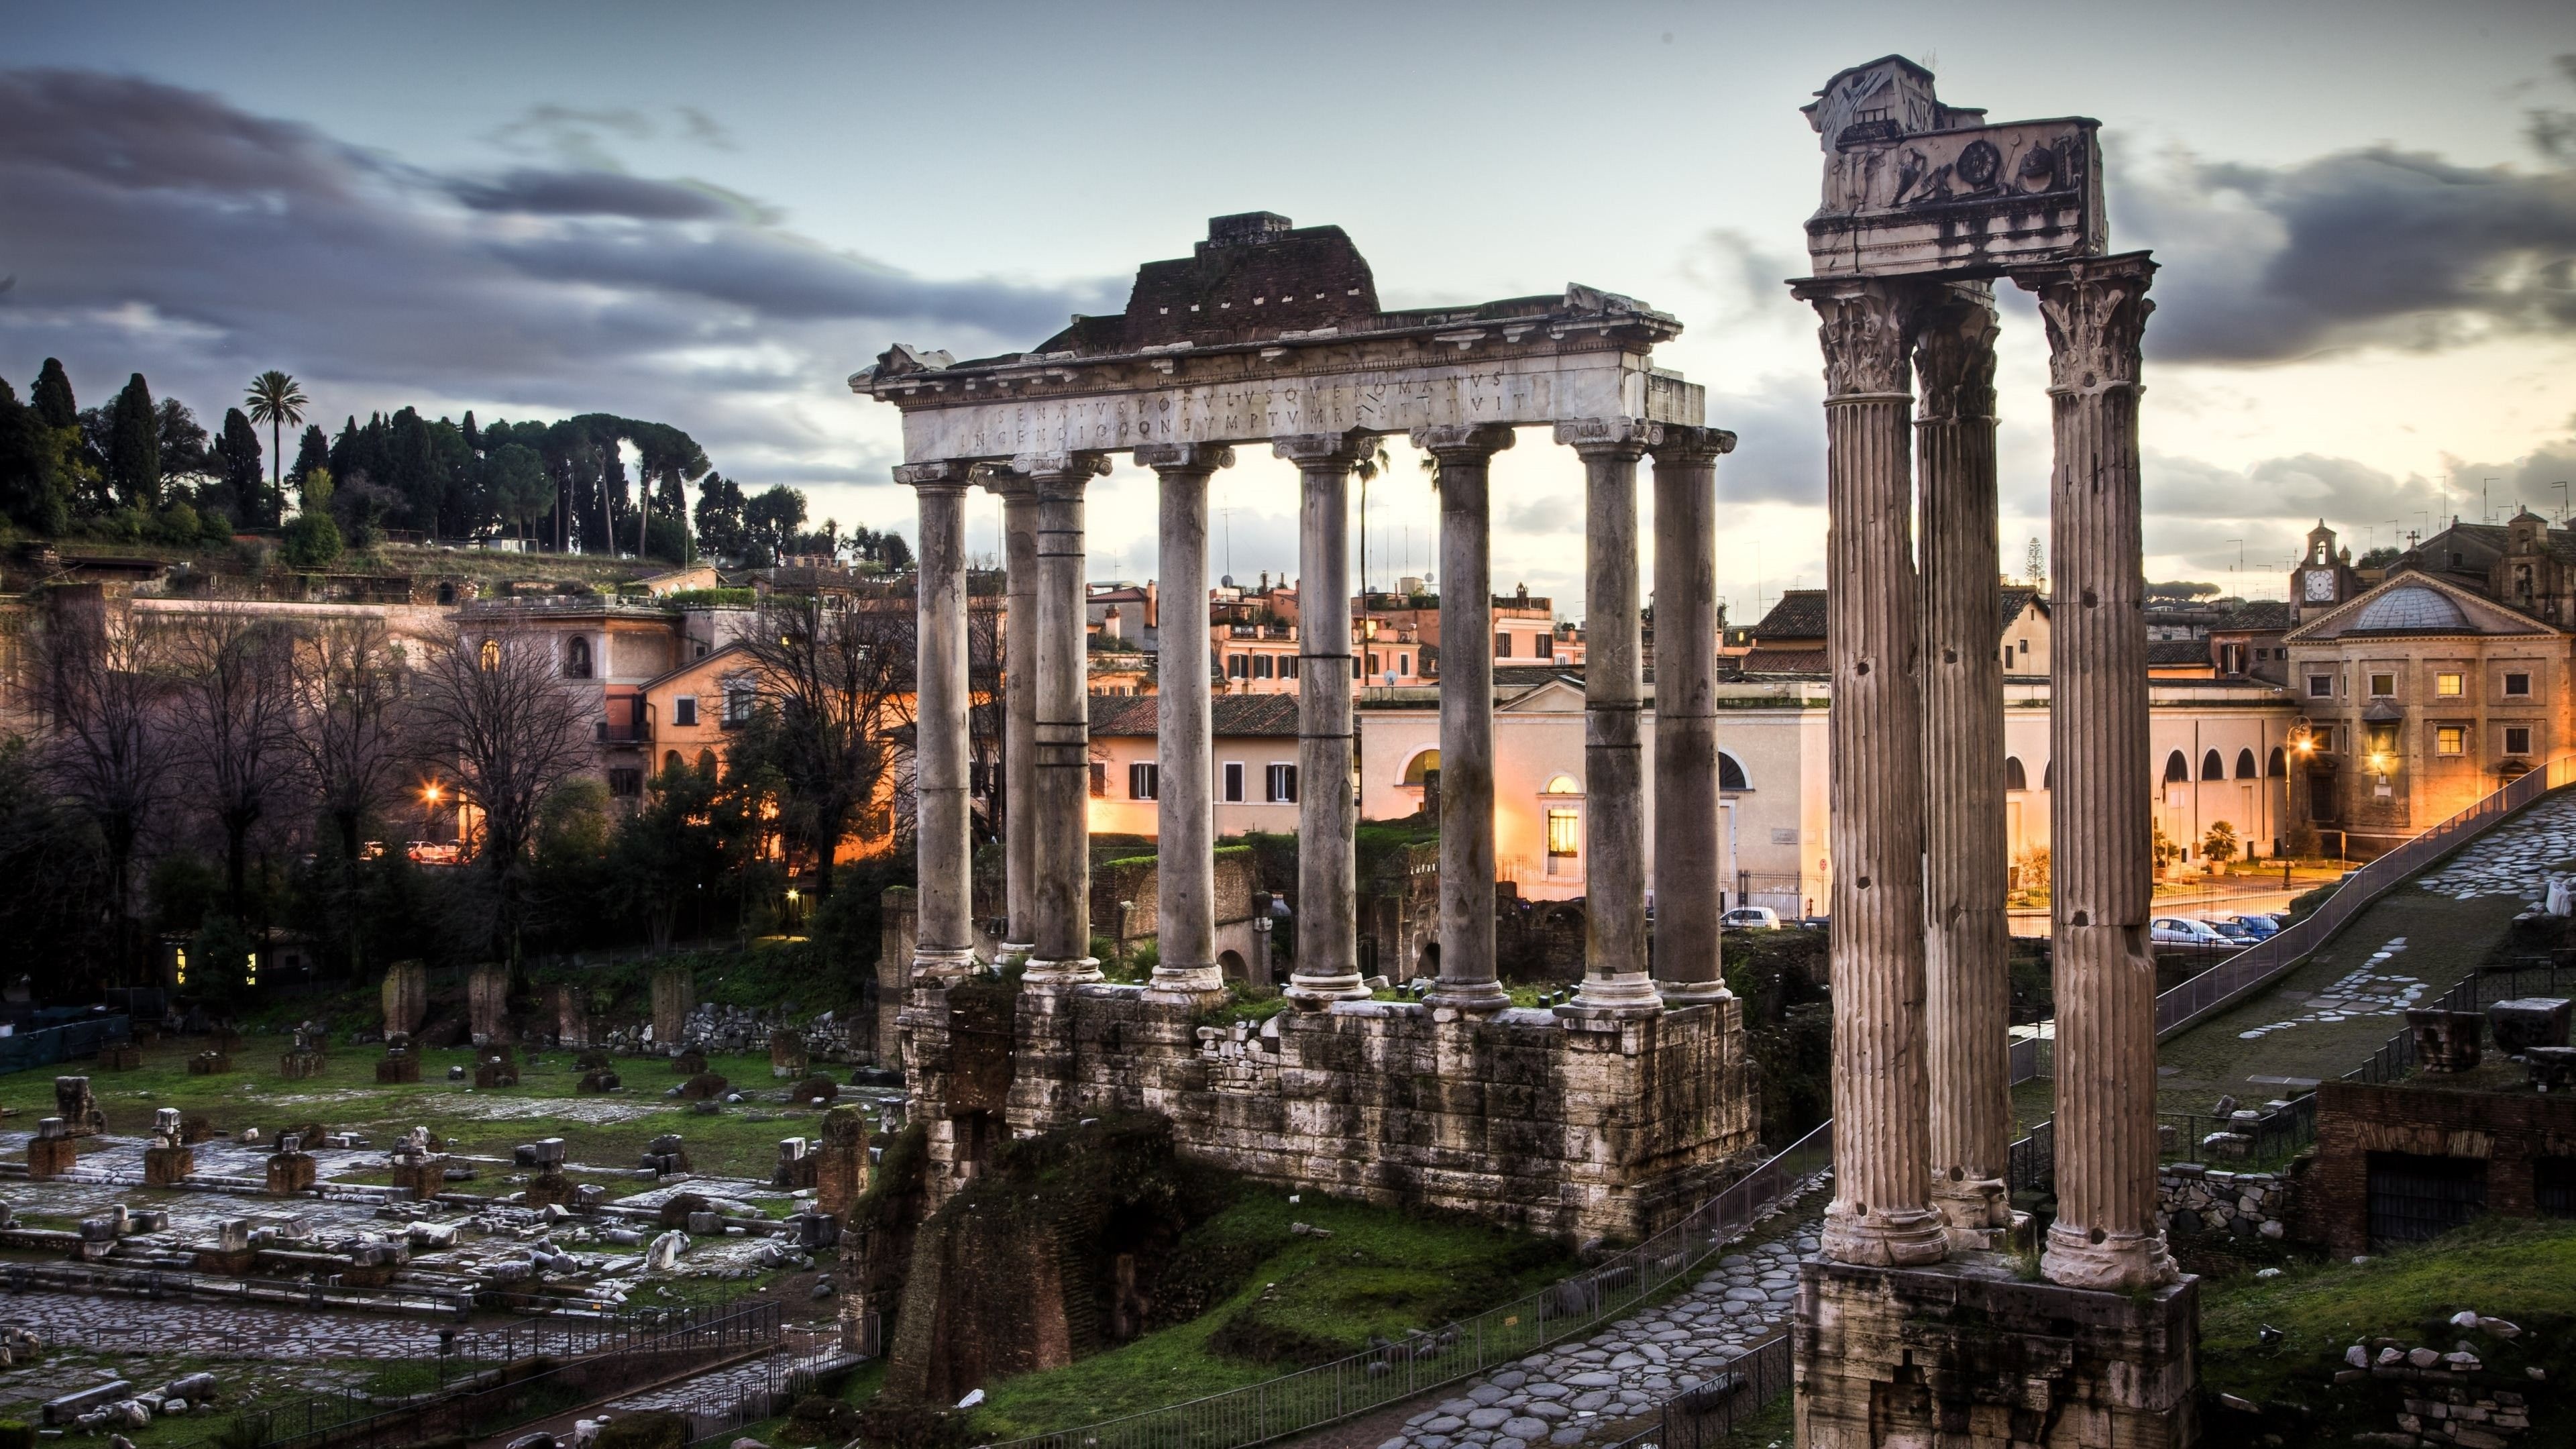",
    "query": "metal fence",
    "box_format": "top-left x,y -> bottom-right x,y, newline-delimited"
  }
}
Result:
2154,753 -> 2576,1042
0,1014 -> 131,1077
2345,959 -> 2576,1087
981,1123 -> 1835,1449
1607,1334 -> 1794,1449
